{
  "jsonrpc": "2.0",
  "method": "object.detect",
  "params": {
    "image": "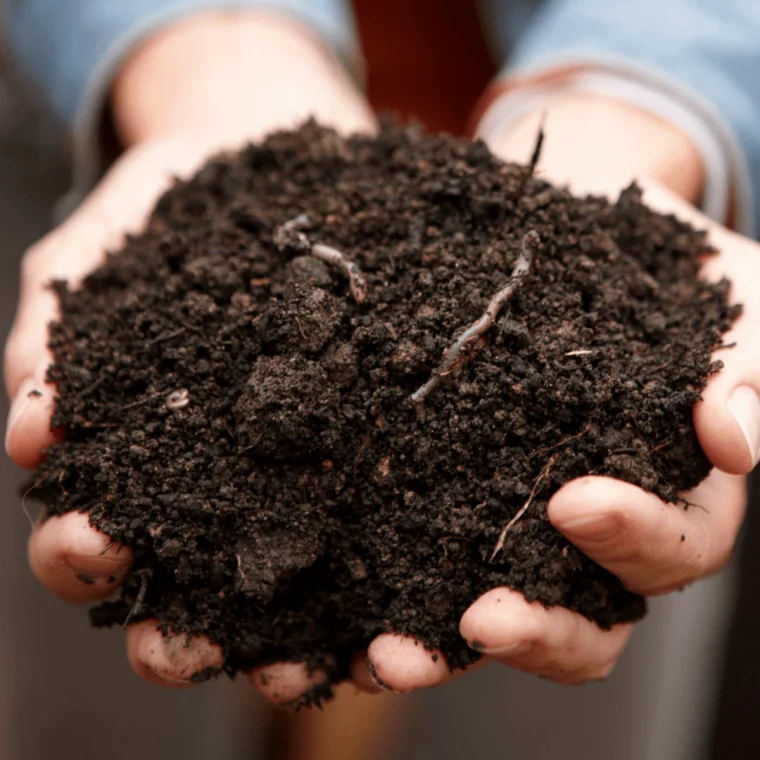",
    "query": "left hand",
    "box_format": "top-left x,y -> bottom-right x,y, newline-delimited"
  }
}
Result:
352,93 -> 756,693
